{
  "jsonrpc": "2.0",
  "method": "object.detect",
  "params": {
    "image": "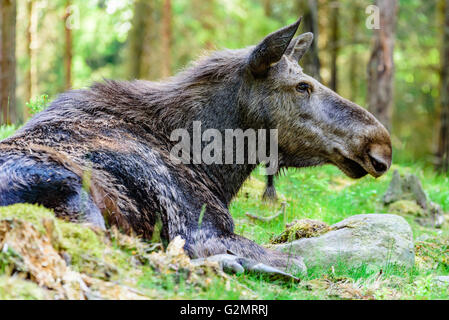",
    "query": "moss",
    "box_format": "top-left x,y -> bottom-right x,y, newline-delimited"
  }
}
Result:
415,236 -> 449,271
0,244 -> 25,274
0,204 -> 133,279
58,223 -> 106,266
0,203 -> 55,234
270,219 -> 330,244
0,276 -> 53,300
388,200 -> 425,216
